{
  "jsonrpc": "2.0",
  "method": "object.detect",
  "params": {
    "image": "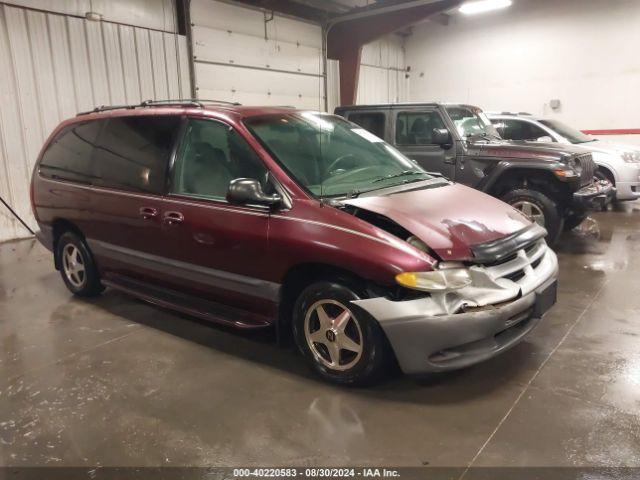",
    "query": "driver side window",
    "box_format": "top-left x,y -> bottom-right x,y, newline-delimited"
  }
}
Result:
396,111 -> 447,146
171,119 -> 269,200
